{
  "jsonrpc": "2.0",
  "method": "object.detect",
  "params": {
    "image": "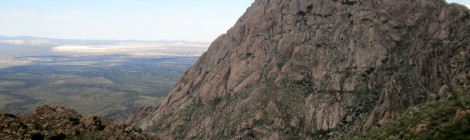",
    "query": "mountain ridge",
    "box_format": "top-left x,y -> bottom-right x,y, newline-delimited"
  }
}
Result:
128,0 -> 469,139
